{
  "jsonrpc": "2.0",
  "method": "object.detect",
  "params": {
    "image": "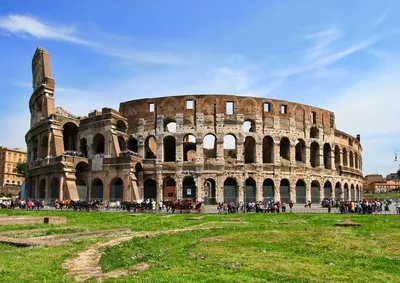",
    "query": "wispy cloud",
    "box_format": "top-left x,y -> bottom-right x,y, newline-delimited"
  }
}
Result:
305,26 -> 342,59
0,14 -> 182,65
0,14 -> 94,46
373,8 -> 390,27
